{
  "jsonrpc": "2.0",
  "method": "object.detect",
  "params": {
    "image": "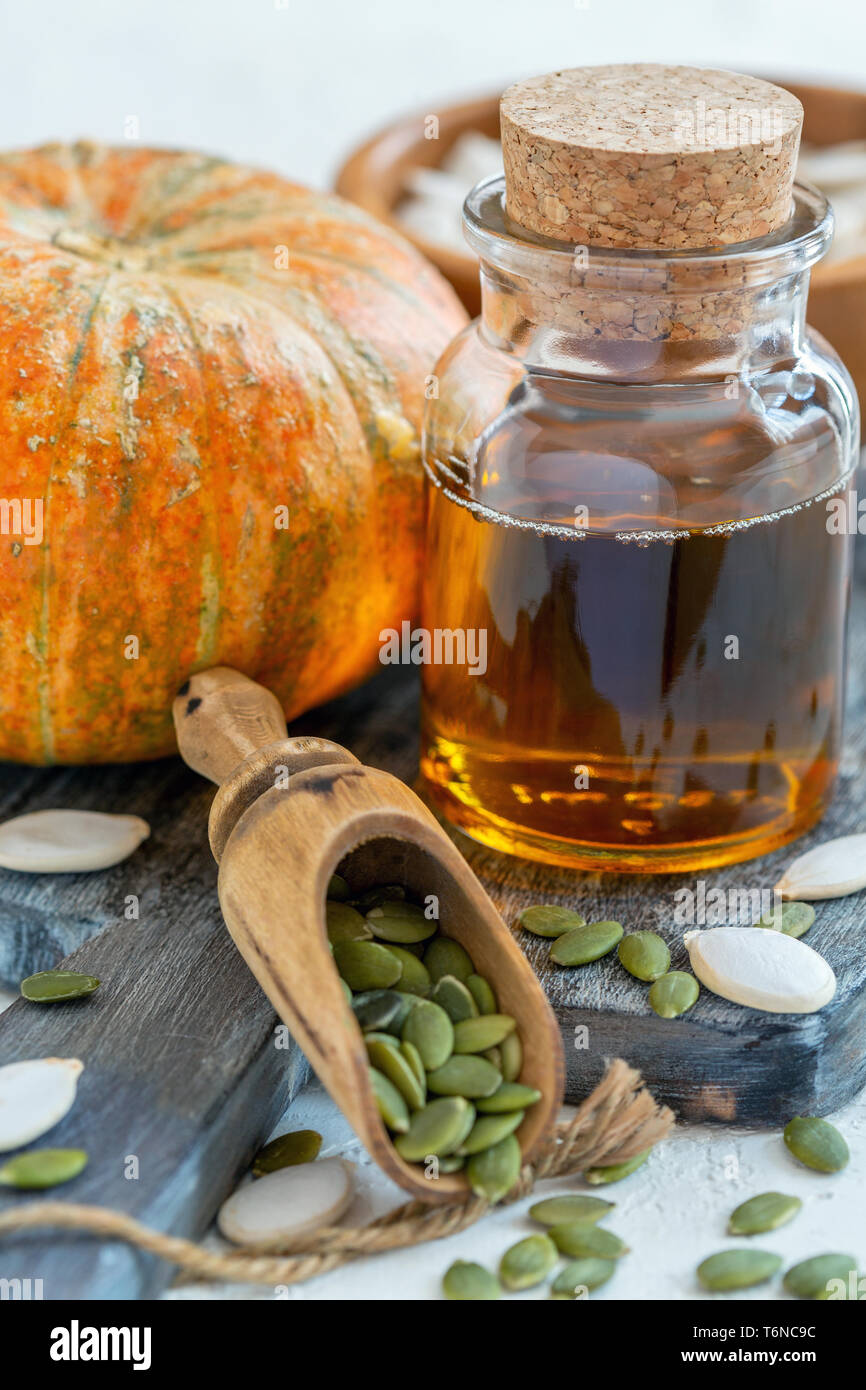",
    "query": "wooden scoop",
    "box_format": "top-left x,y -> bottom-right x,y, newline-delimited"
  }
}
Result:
173,667 -> 564,1203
